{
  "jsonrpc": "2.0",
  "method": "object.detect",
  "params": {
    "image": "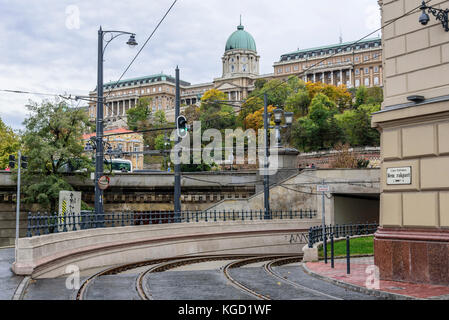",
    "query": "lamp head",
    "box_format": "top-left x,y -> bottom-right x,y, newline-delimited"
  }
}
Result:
419,2 -> 430,26
274,108 -> 283,124
284,112 -> 294,126
419,11 -> 430,25
126,34 -> 138,47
